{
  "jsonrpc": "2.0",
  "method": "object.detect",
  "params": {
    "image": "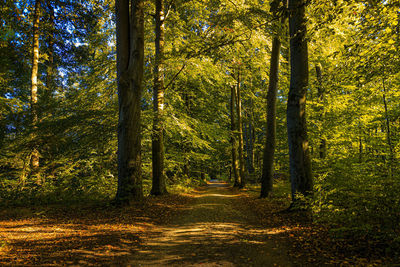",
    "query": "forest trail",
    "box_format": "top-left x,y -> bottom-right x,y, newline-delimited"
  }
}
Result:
129,180 -> 292,266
